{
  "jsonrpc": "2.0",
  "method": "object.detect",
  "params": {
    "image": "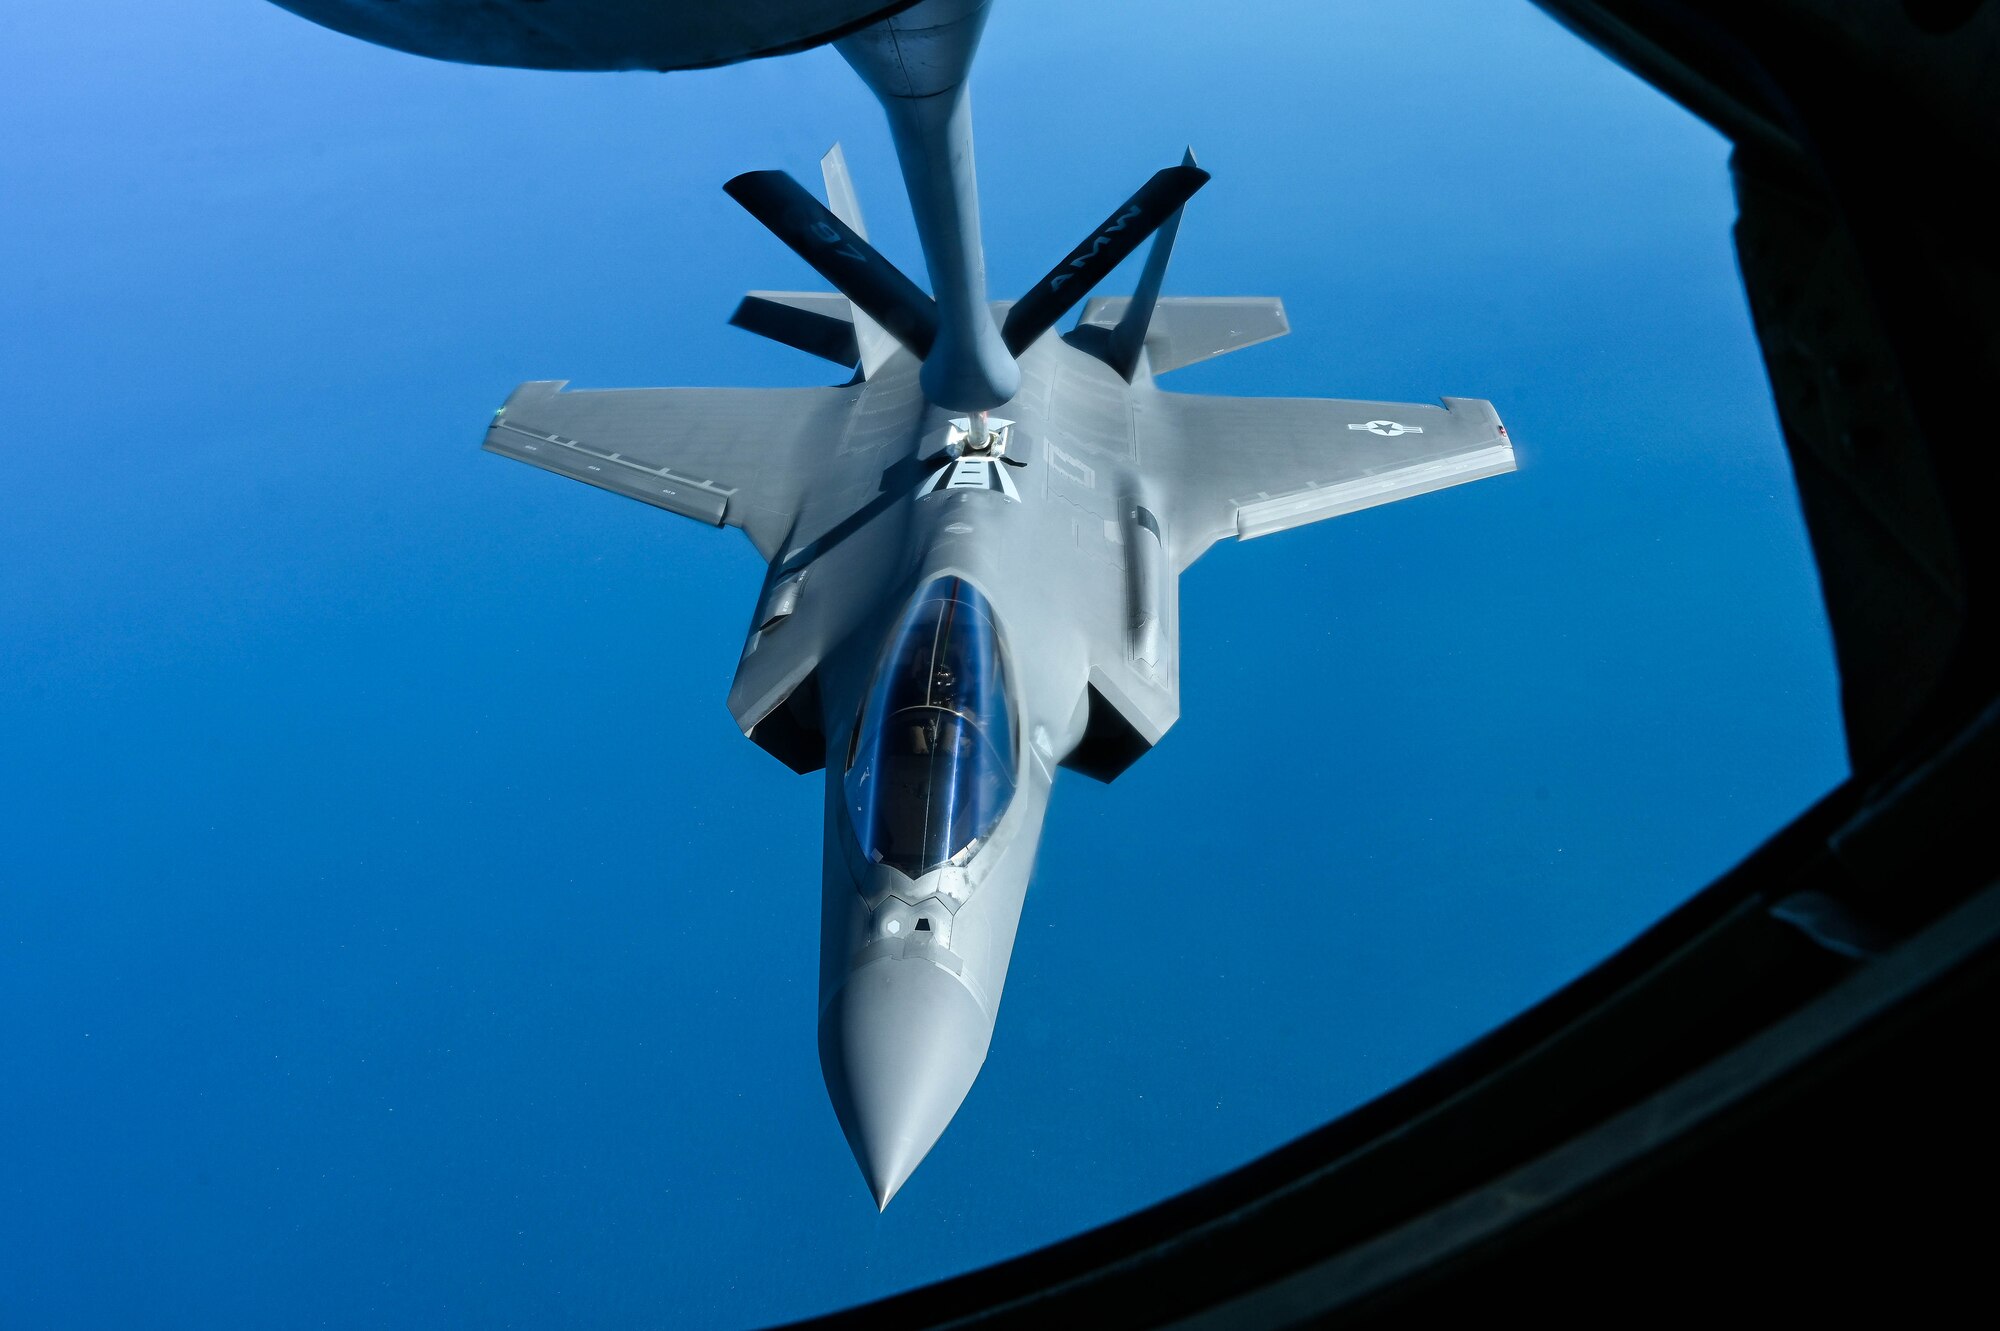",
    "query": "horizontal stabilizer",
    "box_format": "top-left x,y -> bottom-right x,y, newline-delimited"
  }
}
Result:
1077,296 -> 1289,375
730,291 -> 859,367
1001,163 -> 1210,356
724,170 -> 938,359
